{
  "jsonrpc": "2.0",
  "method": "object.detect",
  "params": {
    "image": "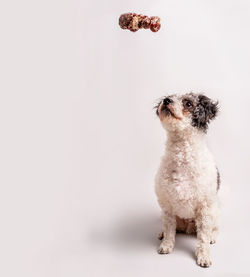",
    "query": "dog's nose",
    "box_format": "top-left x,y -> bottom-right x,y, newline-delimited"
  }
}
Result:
163,97 -> 173,105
